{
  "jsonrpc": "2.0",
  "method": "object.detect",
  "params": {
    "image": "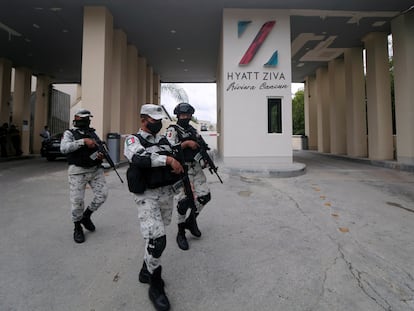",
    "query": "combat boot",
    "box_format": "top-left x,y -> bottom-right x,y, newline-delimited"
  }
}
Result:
149,266 -> 170,311
73,221 -> 85,243
176,223 -> 189,250
81,208 -> 95,232
184,212 -> 201,237
139,261 -> 151,284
